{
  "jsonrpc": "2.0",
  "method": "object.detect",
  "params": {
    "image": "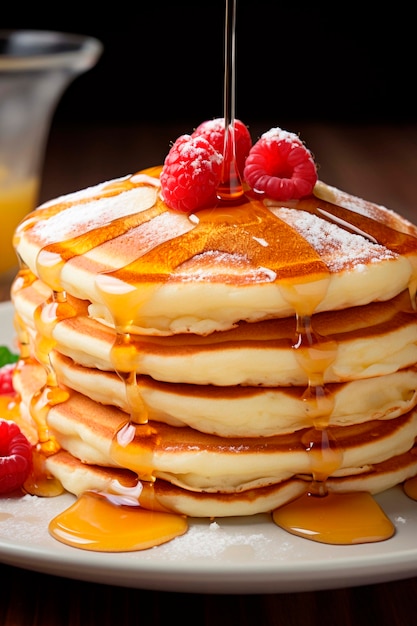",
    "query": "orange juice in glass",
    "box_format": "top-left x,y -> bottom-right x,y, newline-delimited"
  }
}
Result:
0,174 -> 39,275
